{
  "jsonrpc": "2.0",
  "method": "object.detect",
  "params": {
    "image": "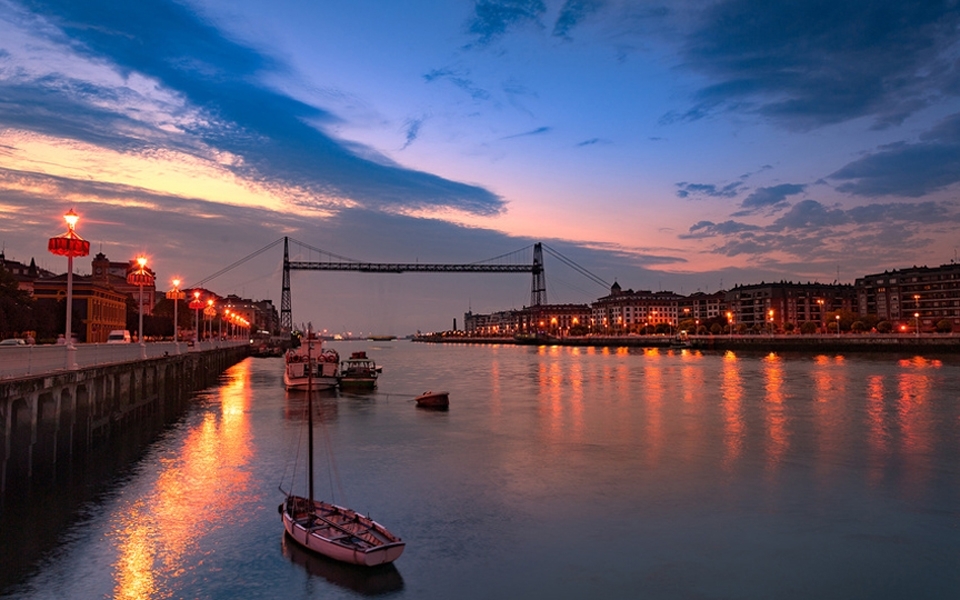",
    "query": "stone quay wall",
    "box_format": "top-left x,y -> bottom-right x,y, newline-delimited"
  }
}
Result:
0,346 -> 248,495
